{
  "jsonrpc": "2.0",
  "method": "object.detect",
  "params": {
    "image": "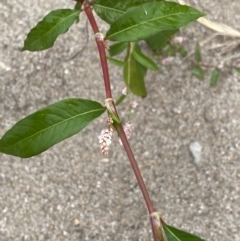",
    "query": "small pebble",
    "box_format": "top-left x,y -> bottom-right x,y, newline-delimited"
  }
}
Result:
74,219 -> 80,226
189,141 -> 202,165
